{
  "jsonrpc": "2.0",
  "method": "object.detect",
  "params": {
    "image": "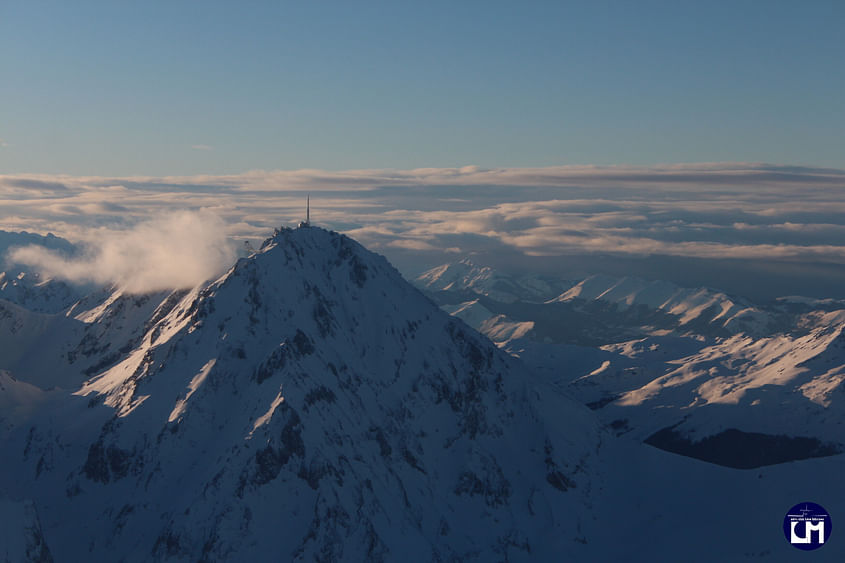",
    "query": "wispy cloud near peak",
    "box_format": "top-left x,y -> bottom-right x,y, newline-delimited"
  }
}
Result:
8,211 -> 236,293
